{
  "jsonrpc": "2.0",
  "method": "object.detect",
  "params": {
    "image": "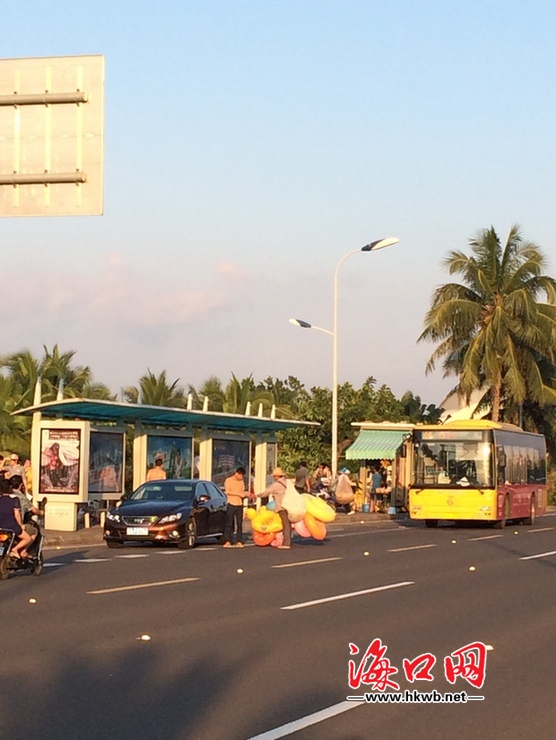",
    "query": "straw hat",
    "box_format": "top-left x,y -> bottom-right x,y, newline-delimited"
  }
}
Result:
272,467 -> 285,477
